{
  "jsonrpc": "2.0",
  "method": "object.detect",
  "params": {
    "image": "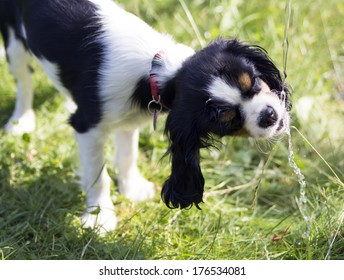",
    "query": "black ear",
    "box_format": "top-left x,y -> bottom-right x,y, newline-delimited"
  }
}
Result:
223,40 -> 284,90
161,108 -> 206,209
247,47 -> 292,111
246,47 -> 284,91
224,40 -> 291,110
